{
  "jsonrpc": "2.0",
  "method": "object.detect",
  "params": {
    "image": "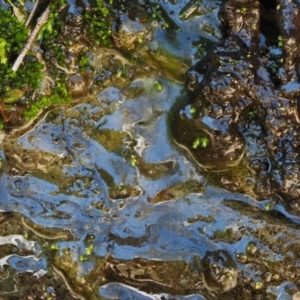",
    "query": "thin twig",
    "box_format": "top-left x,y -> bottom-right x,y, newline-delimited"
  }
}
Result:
12,4 -> 50,72
25,0 -> 40,27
